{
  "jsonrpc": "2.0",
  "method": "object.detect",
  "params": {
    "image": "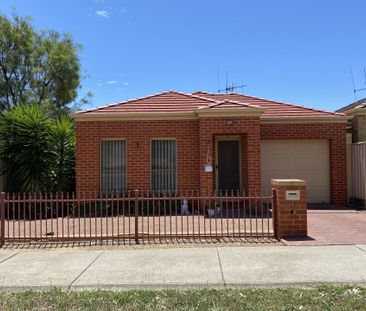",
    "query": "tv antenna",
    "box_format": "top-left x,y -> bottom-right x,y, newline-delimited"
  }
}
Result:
350,65 -> 366,100
217,70 -> 247,93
